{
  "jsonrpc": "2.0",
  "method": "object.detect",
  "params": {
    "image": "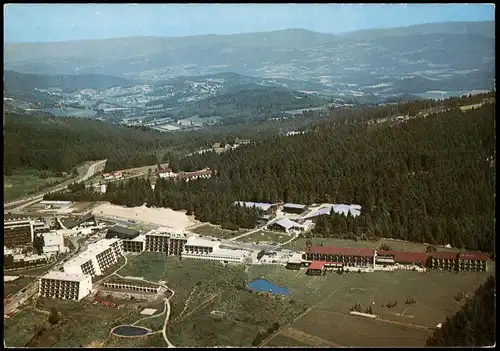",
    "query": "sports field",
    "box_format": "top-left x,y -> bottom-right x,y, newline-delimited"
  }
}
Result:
248,265 -> 493,347
237,230 -> 292,244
